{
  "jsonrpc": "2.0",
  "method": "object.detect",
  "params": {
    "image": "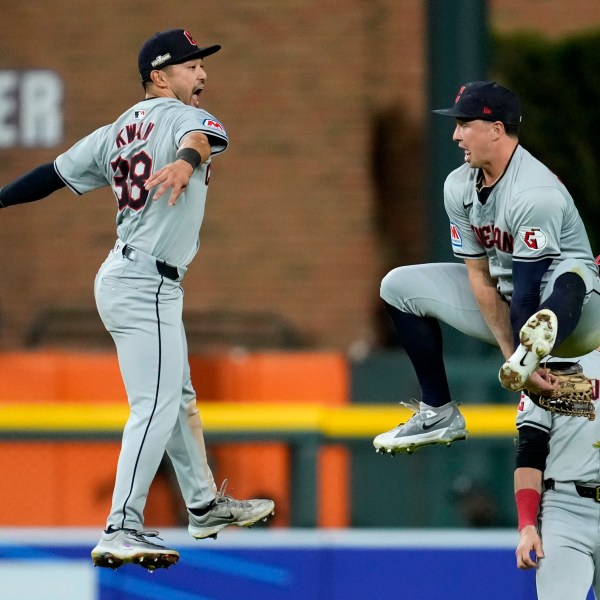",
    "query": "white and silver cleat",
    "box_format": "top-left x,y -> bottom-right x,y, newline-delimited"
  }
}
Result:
189,480 -> 275,540
373,400 -> 468,454
499,309 -> 558,391
91,528 -> 179,571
